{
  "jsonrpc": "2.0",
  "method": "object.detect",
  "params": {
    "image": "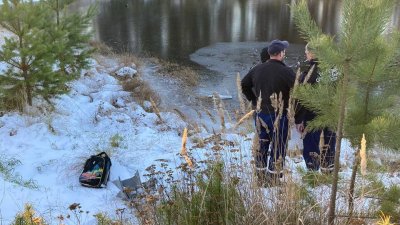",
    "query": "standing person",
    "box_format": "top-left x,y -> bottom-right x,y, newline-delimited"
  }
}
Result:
260,46 -> 270,63
295,43 -> 336,173
241,40 -> 295,185
247,46 -> 270,109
